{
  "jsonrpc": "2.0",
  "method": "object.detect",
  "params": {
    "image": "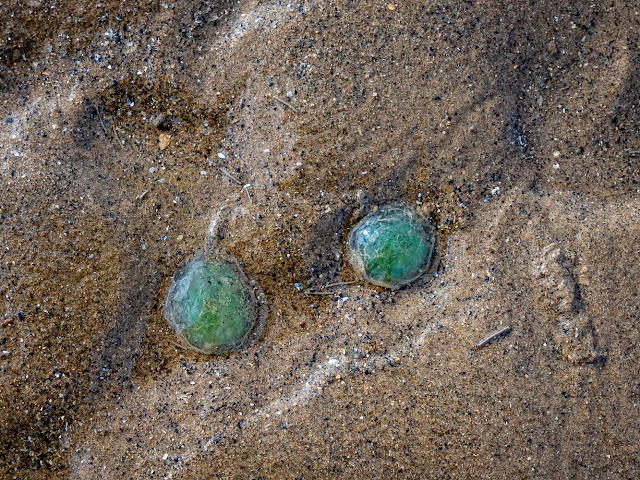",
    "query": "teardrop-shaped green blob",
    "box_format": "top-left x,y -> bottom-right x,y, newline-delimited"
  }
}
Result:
164,252 -> 262,354
347,204 -> 435,289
